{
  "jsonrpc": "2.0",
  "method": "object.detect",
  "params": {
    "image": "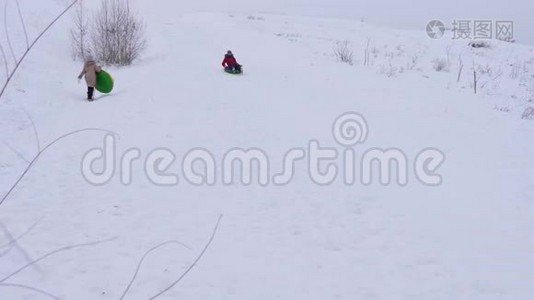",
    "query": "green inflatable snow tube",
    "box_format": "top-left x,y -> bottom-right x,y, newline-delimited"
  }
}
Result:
95,70 -> 114,94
